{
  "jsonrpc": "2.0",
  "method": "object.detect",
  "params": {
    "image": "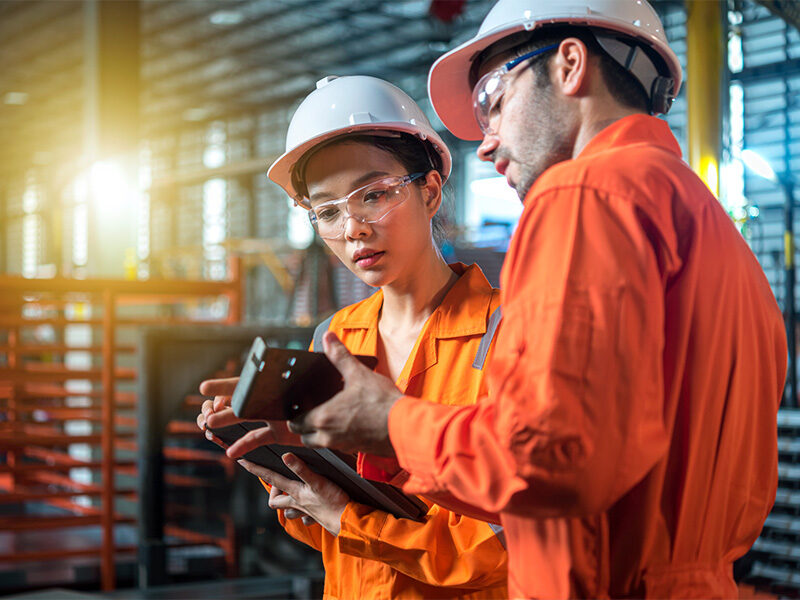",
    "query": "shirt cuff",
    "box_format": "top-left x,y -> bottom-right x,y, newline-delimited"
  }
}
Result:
388,395 -> 452,494
336,502 -> 389,558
